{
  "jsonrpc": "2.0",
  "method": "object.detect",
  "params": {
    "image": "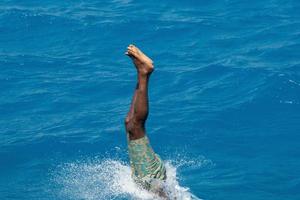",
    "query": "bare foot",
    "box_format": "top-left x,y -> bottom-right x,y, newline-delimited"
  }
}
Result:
125,44 -> 154,75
